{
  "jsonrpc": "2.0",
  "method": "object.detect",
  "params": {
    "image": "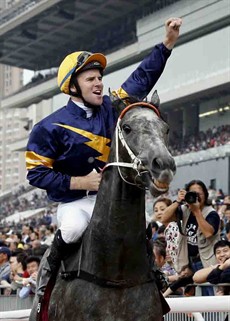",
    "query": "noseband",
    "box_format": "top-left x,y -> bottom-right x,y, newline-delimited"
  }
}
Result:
103,102 -> 160,187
